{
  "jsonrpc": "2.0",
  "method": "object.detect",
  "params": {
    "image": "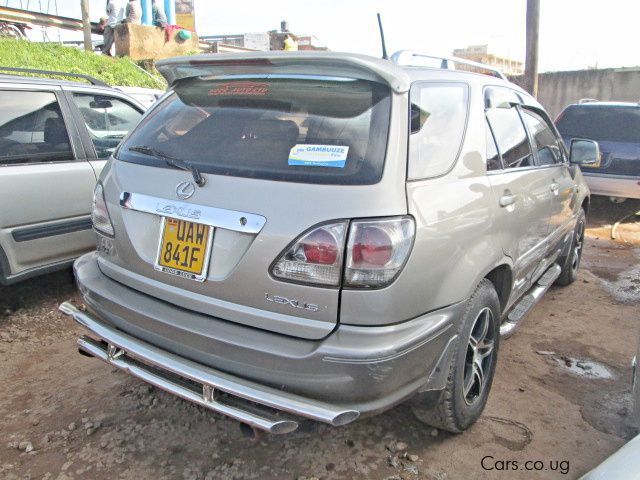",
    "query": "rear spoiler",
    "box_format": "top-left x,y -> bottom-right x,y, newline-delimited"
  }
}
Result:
155,52 -> 411,93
